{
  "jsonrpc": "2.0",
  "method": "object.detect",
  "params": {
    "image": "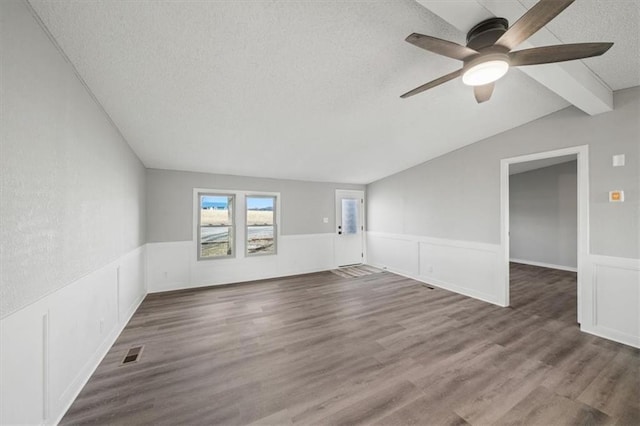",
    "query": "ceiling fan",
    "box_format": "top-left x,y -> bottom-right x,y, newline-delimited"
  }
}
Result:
400,0 -> 613,103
